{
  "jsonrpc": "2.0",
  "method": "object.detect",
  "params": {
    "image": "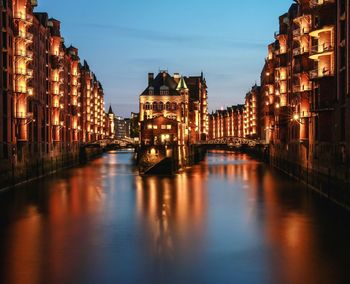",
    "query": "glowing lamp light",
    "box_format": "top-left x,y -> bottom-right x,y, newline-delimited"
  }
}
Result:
293,113 -> 300,121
